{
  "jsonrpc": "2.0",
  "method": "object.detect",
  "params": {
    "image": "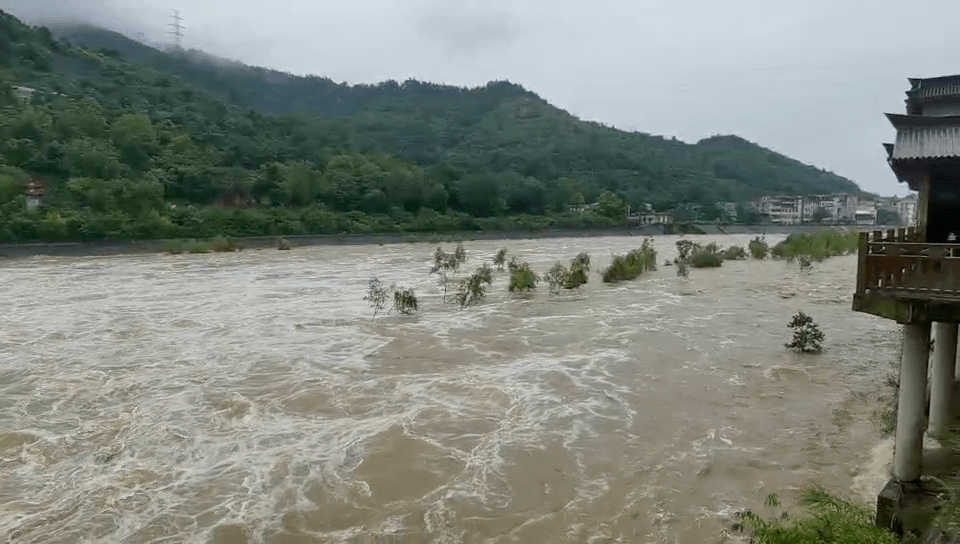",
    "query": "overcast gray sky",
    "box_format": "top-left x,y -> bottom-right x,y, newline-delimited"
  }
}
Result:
9,0 -> 959,196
